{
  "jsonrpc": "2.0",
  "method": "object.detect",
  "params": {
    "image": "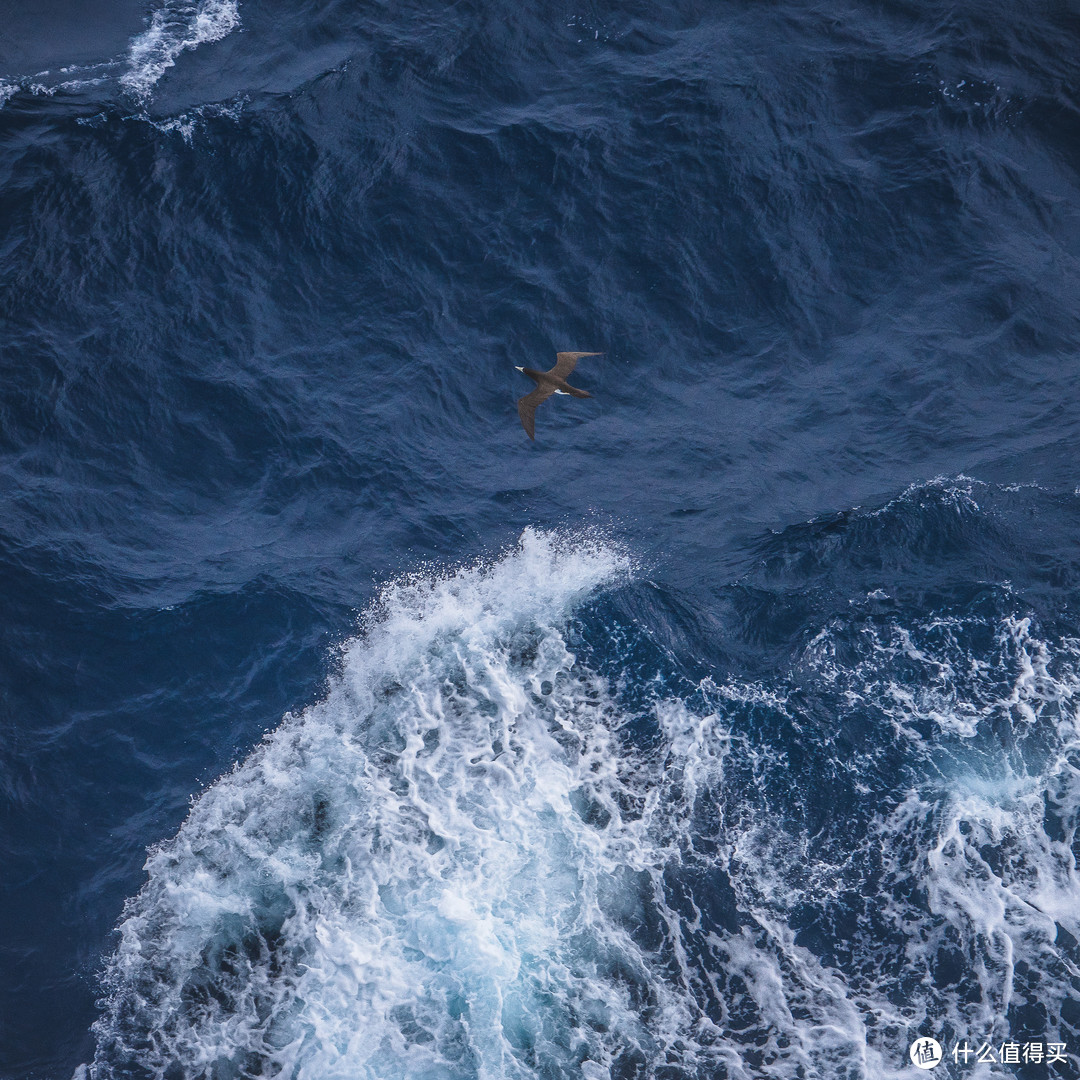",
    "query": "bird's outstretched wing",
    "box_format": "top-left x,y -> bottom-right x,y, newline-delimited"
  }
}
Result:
552,351 -> 602,380
517,386 -> 556,440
